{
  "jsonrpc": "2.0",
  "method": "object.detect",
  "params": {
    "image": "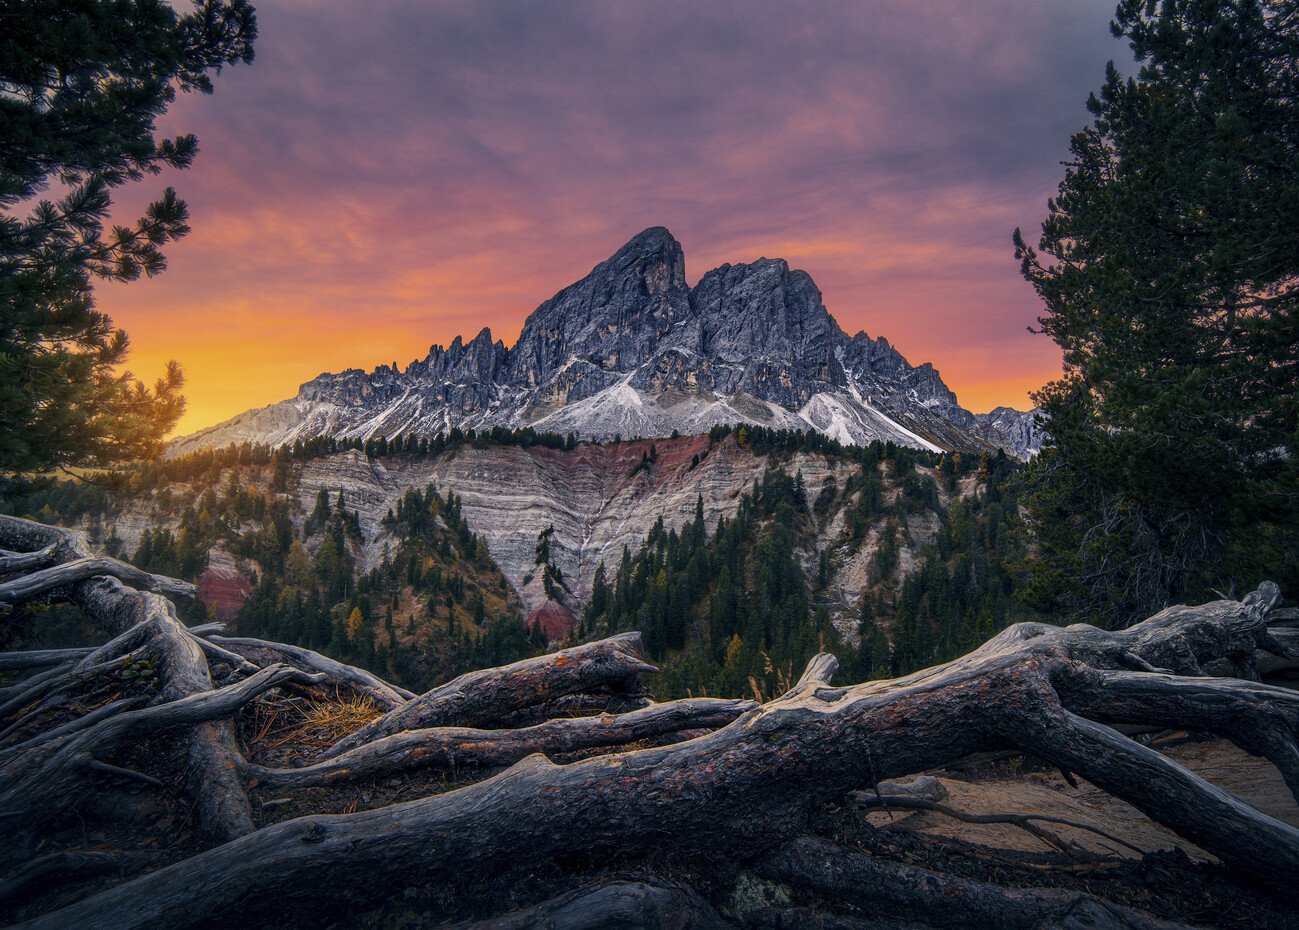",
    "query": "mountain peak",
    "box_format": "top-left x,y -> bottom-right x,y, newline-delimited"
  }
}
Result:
621,225 -> 677,249
507,227 -> 690,388
170,230 -> 1036,459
